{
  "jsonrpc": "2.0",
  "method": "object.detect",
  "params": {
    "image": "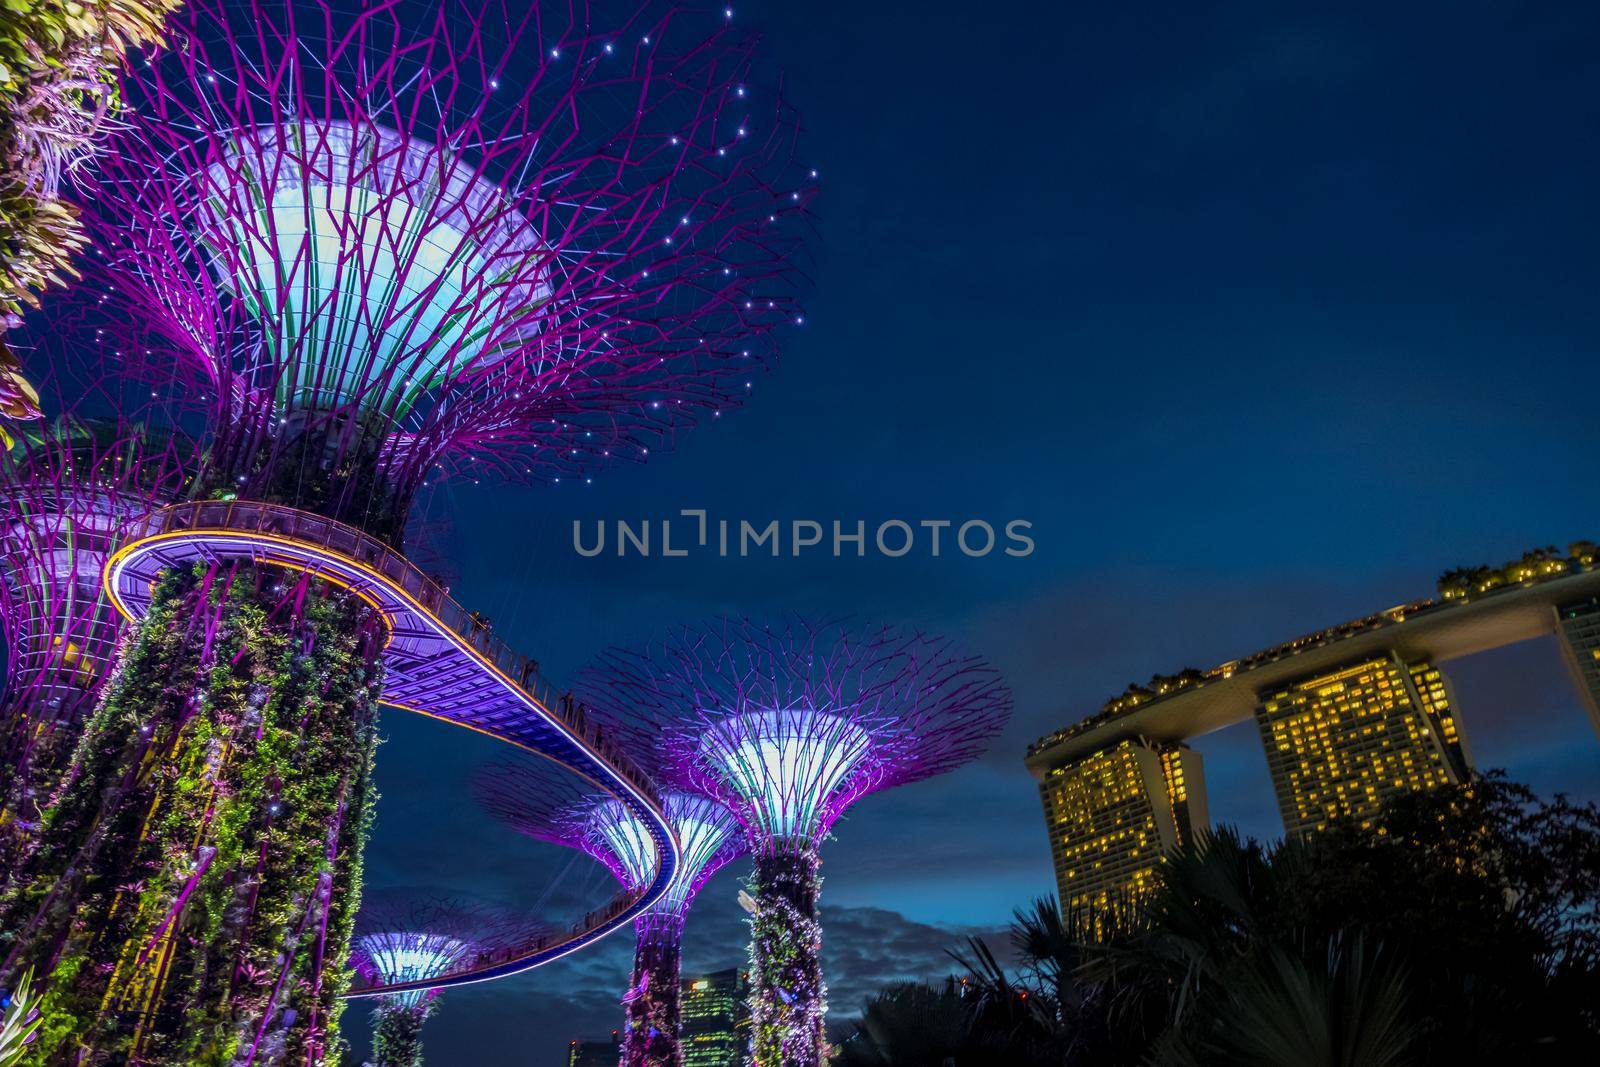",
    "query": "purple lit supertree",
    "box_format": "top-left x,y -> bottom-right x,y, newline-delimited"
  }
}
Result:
83,0 -> 811,535
350,898 -> 542,1067
0,330 -> 201,873
0,409 -> 195,858
476,755 -> 746,1067
0,0 -> 811,1061
576,619 -> 1011,1067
